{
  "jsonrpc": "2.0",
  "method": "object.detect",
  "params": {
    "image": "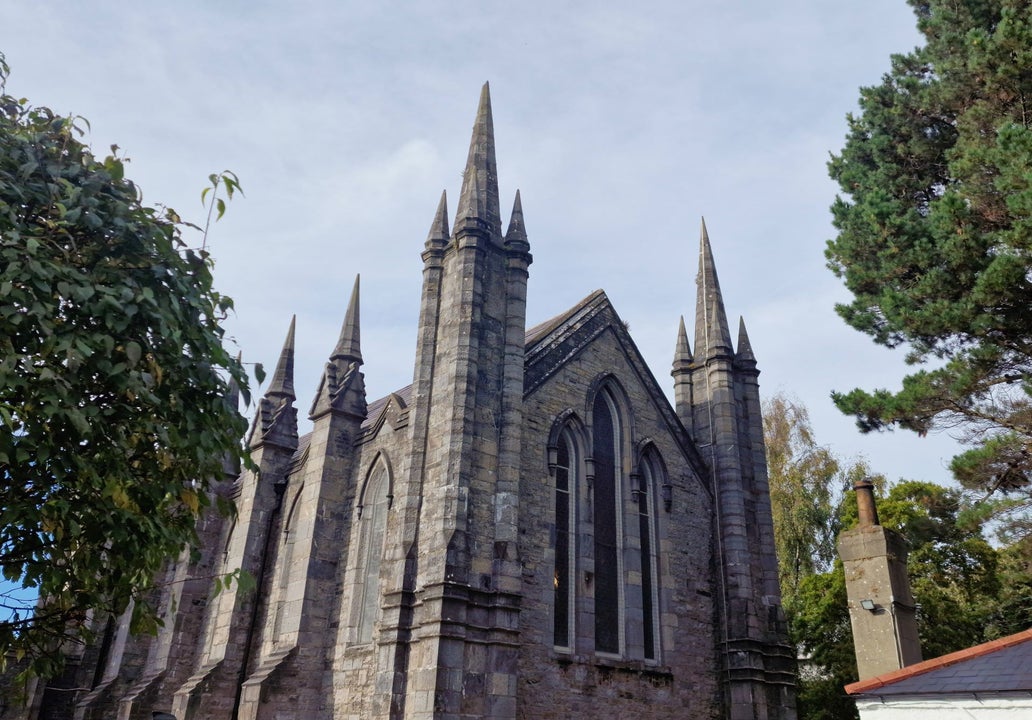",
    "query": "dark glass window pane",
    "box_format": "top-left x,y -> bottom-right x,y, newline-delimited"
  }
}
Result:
554,485 -> 570,647
554,432 -> 573,648
556,441 -> 569,492
639,471 -> 655,660
593,394 -> 619,653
